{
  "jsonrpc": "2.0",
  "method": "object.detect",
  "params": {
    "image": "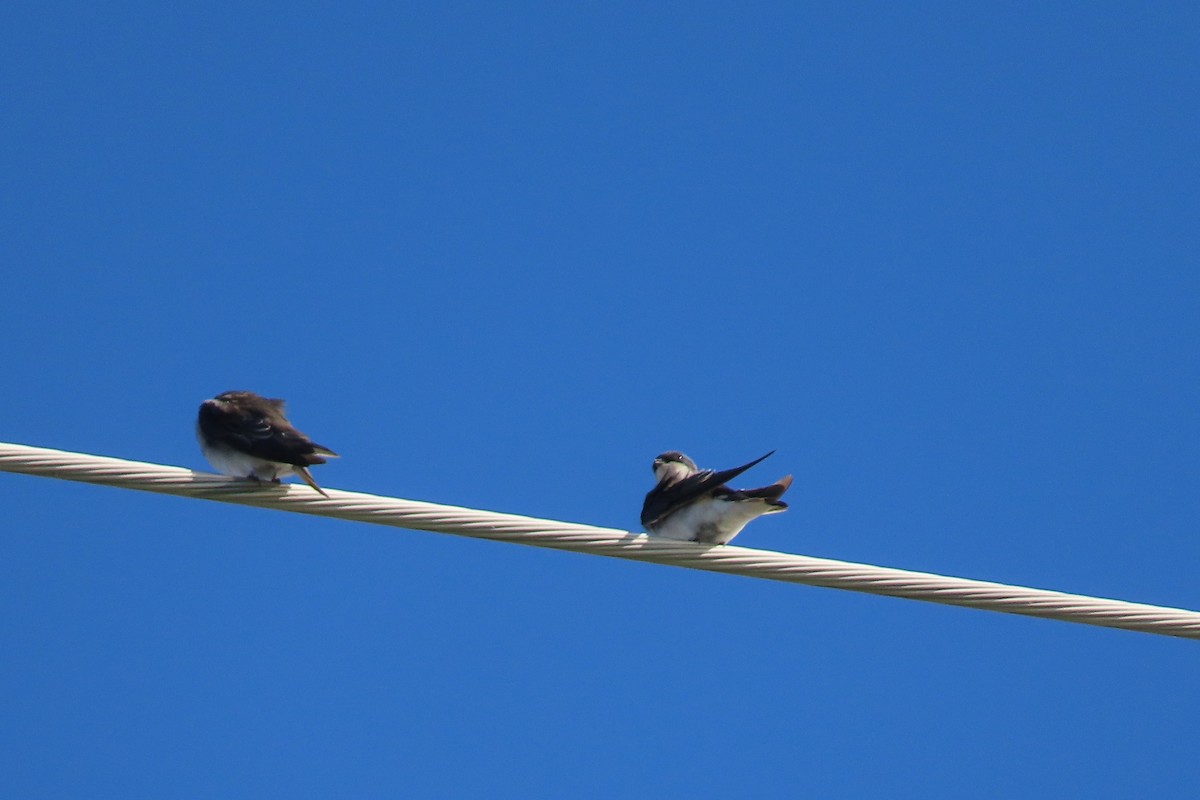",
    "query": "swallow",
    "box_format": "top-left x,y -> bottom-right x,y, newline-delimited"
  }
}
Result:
641,450 -> 792,544
196,390 -> 338,496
